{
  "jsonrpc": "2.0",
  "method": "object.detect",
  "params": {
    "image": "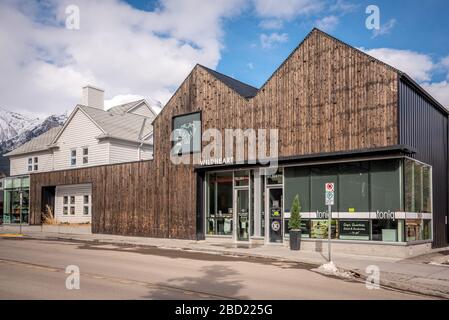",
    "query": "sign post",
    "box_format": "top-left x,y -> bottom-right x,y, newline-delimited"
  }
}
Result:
19,191 -> 23,235
325,183 -> 334,262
